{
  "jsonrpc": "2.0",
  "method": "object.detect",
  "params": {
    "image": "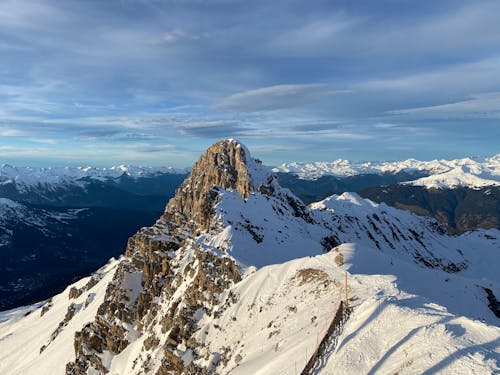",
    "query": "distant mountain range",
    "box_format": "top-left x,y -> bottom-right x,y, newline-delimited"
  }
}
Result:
4,154 -> 499,194
0,164 -> 188,189
0,165 -> 188,210
274,154 -> 500,189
